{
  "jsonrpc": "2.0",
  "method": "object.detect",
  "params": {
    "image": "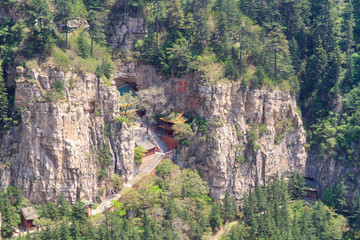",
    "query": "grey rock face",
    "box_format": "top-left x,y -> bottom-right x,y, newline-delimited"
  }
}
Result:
0,68 -> 134,203
114,64 -> 307,200
110,16 -> 145,49
178,85 -> 307,200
